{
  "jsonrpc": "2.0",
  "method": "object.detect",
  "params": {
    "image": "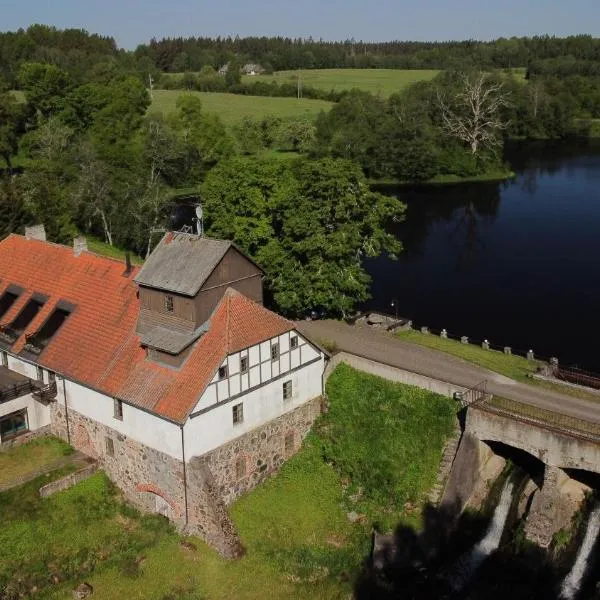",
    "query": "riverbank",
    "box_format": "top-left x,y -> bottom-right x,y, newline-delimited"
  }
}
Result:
369,168 -> 515,187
